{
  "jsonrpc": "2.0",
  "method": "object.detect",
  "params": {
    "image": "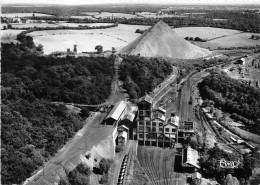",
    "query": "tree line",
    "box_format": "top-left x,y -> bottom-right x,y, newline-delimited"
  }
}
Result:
6,22 -> 118,31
